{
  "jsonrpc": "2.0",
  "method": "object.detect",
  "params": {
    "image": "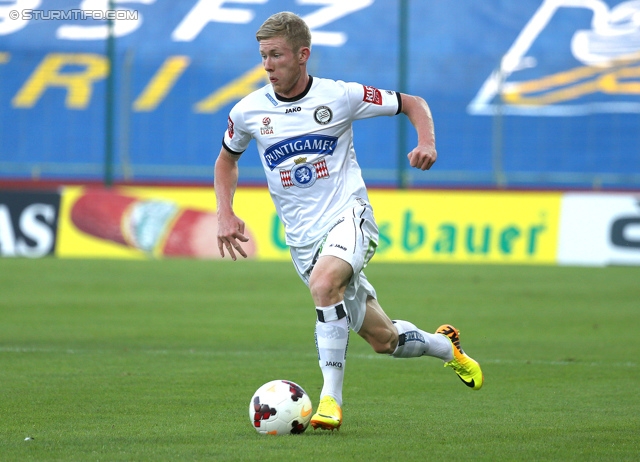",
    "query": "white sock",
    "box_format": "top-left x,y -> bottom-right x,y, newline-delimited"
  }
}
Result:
391,320 -> 453,361
315,312 -> 349,406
